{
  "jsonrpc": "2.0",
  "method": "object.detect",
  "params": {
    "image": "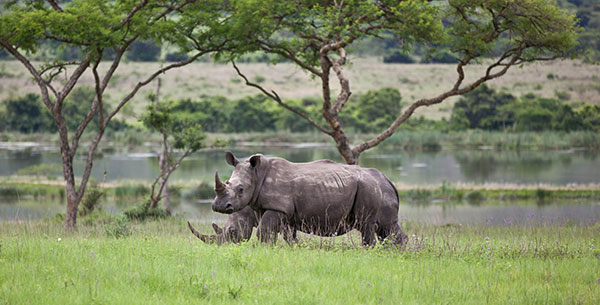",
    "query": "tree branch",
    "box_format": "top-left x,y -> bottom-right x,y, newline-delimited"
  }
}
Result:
44,33 -> 91,46
258,40 -> 323,77
55,52 -> 93,111
47,0 -> 63,12
353,48 -> 525,156
71,55 -> 103,154
104,49 -> 214,125
120,0 -> 149,26
148,0 -> 195,25
0,39 -> 54,109
232,61 -> 334,136
329,48 -> 351,115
